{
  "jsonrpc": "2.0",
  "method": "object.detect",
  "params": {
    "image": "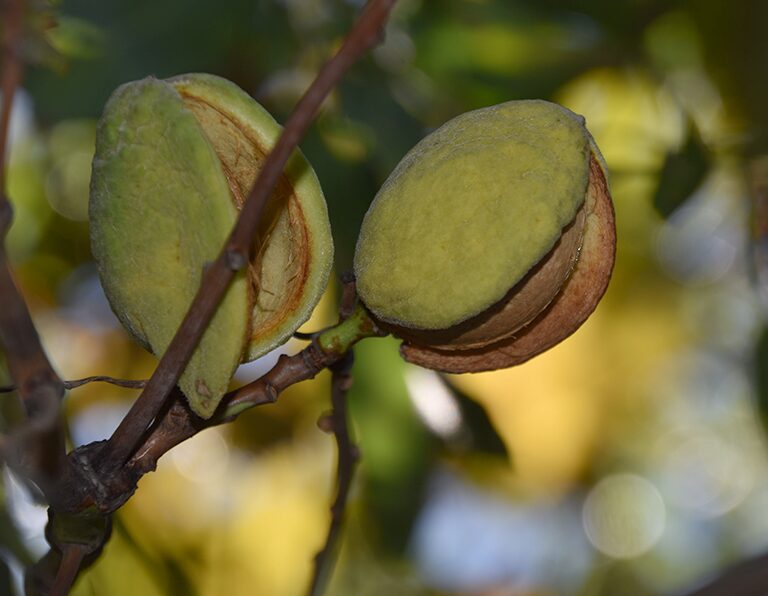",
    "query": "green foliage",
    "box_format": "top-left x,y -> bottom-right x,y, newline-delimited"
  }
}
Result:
652,124 -> 710,218
754,327 -> 768,435
347,337 -> 436,554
